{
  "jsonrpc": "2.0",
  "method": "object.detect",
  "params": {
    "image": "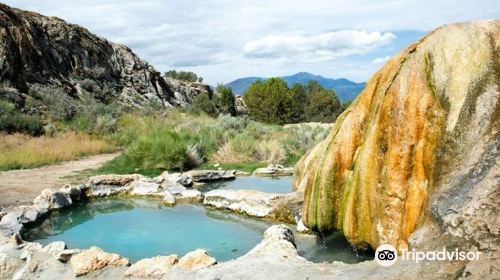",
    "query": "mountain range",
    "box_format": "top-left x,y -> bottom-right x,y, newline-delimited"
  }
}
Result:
225,72 -> 366,102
